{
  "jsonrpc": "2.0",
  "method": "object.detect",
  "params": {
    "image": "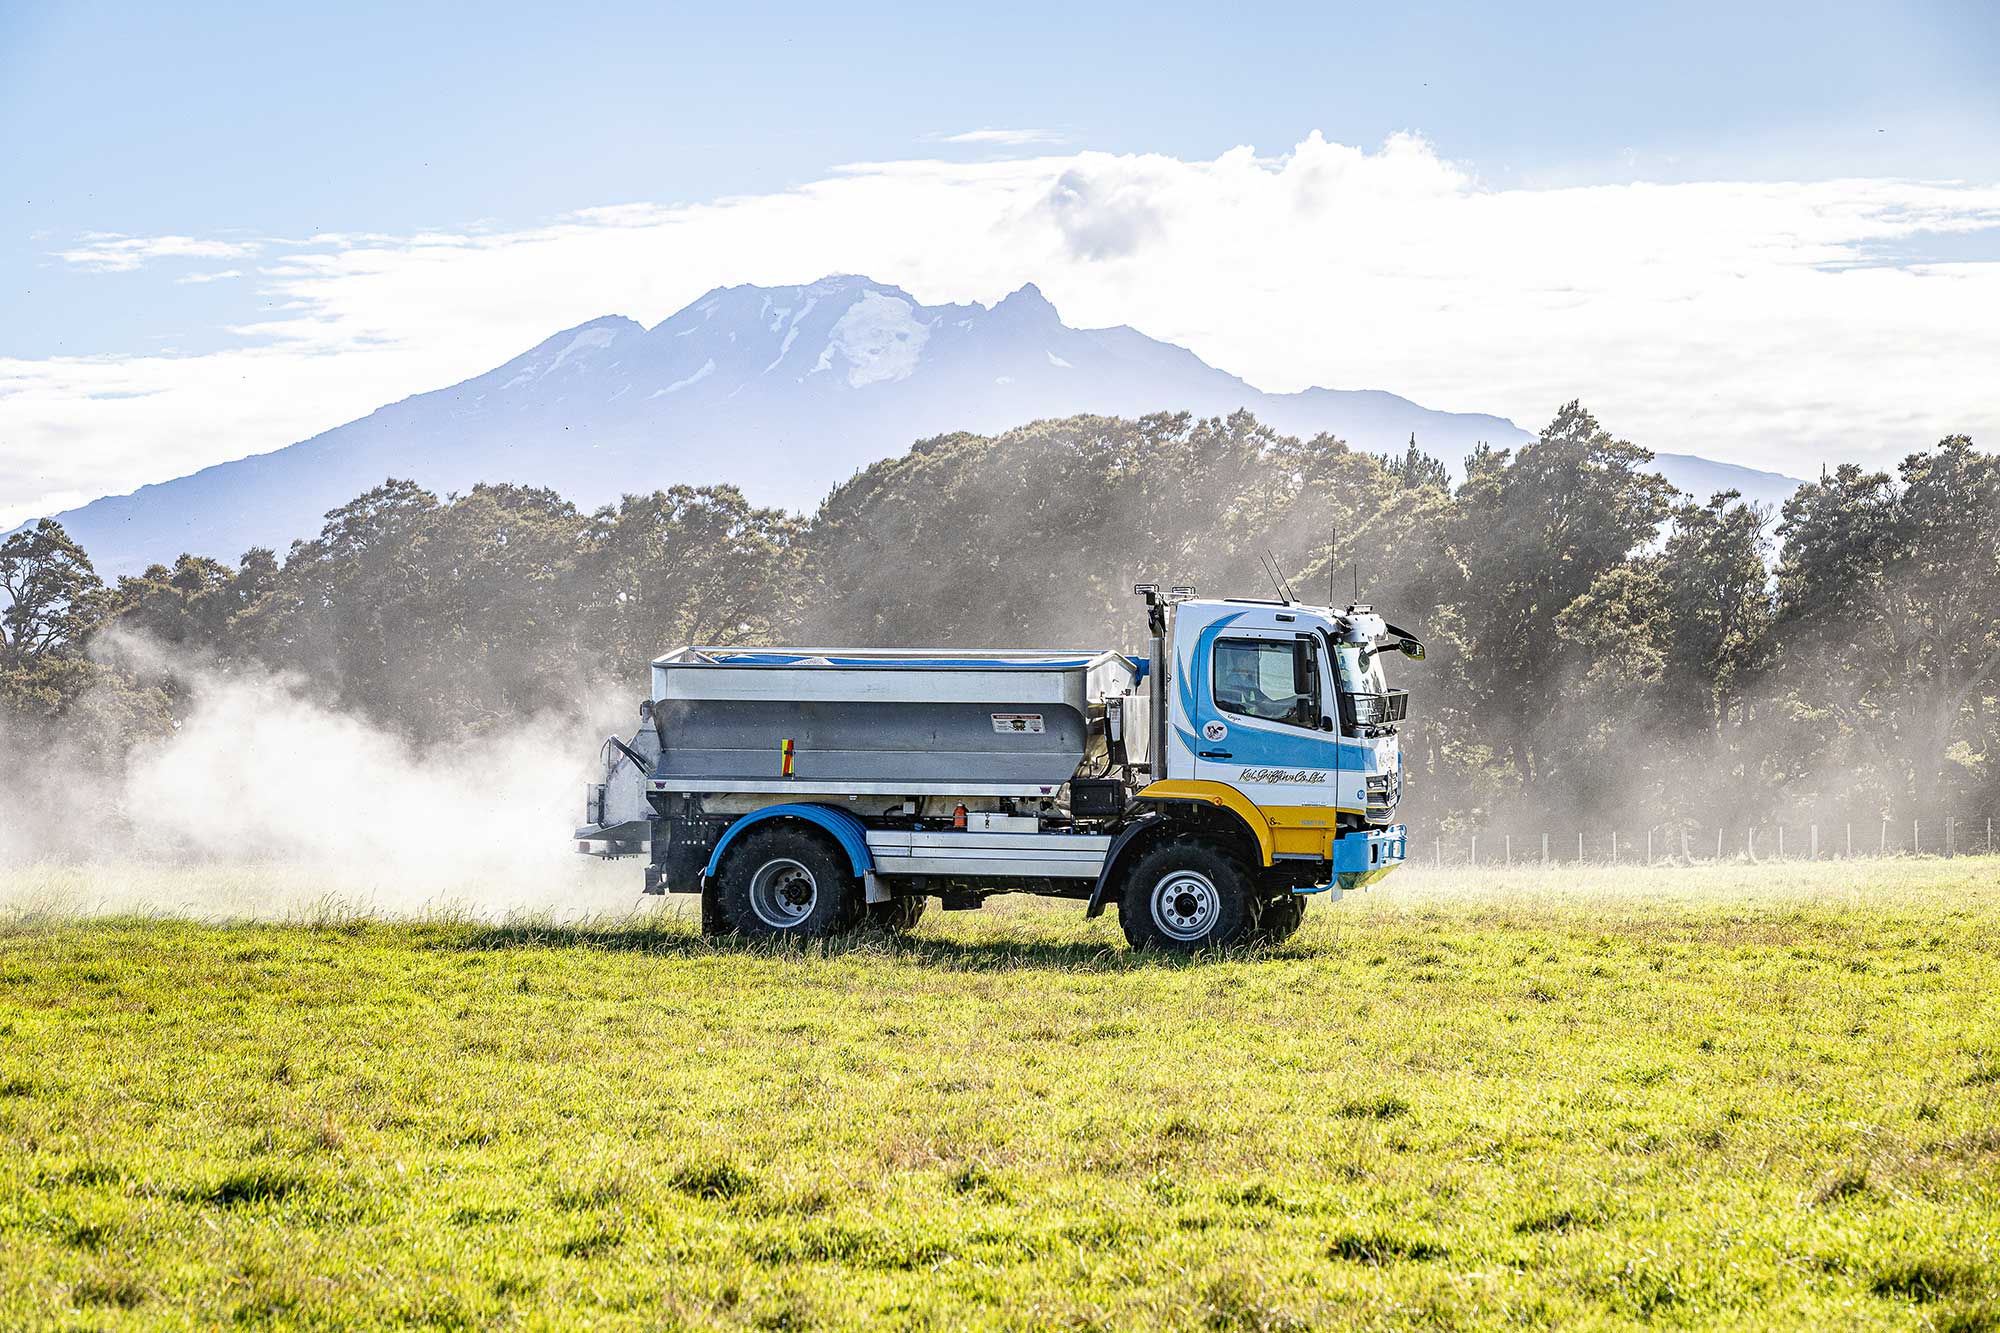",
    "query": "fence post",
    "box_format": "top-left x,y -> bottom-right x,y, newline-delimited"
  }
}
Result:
1880,818 -> 1887,855
1778,826 -> 1785,858
1647,829 -> 1654,865
1470,834 -> 1478,867
1505,834 -> 1512,867
1947,816 -> 1955,857
1716,827 -> 1724,860
1988,816 -> 1993,855
1579,831 -> 1585,862
1913,817 -> 1920,855
1434,836 -> 1441,867
1542,832 -> 1549,865
1611,830 -> 1618,862
1846,822 -> 1852,858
